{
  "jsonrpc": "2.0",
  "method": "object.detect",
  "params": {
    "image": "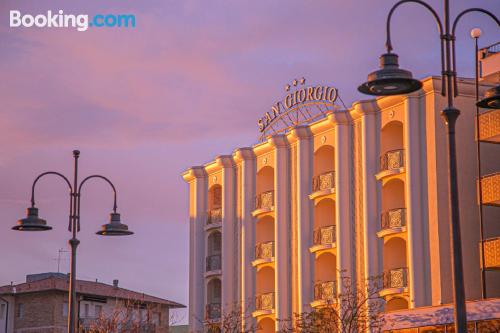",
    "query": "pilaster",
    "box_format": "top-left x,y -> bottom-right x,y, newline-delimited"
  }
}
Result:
289,126 -> 314,313
182,166 -> 208,331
